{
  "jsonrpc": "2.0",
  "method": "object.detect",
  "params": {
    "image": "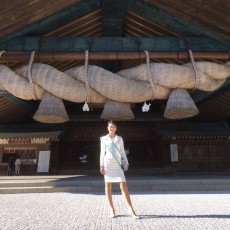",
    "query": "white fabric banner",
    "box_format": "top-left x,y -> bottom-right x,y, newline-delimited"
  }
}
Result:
37,151 -> 50,173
